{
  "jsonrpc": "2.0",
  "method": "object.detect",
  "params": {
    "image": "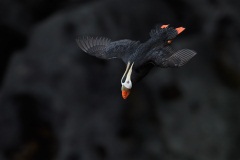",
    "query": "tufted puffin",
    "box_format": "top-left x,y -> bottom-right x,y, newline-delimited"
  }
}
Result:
76,24 -> 197,99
